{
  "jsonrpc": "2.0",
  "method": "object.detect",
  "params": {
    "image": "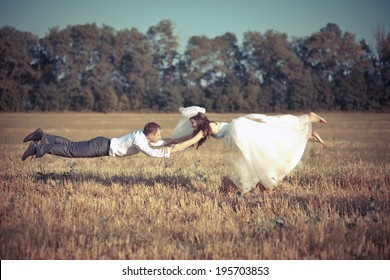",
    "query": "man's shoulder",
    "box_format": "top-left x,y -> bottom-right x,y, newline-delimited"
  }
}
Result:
132,129 -> 147,141
116,129 -> 143,141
